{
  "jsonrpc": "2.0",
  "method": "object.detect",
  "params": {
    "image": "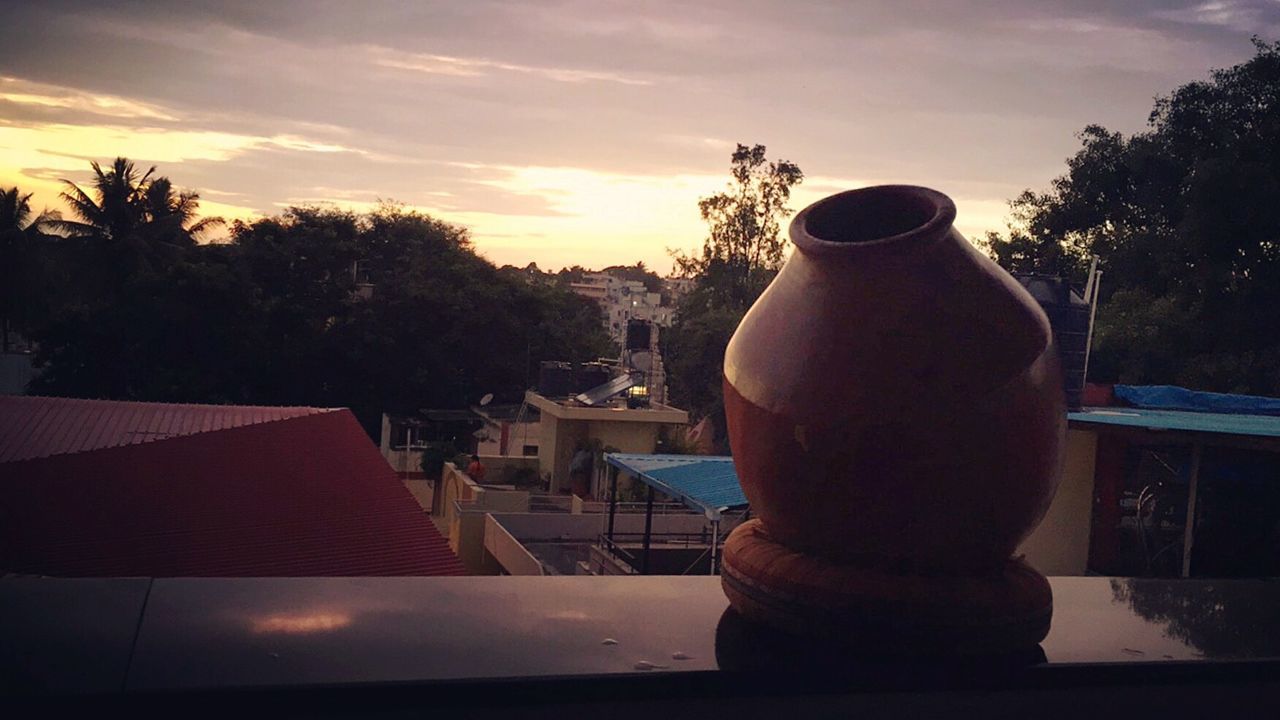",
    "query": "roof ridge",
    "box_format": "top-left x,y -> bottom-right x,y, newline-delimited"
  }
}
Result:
0,396 -> 346,464
20,411 -> 339,463
16,395 -> 342,413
